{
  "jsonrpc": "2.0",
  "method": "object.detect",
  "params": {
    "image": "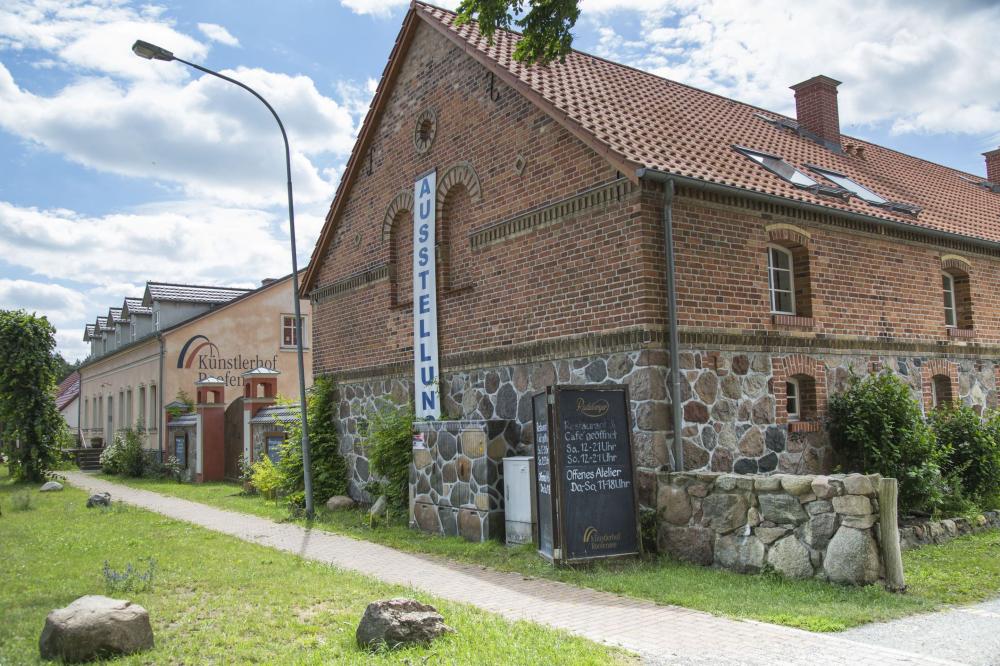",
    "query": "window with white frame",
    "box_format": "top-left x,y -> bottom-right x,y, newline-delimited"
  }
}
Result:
154,310 -> 159,330
942,272 -> 956,327
786,378 -> 800,420
768,246 -> 796,315
149,385 -> 157,430
281,315 -> 305,348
